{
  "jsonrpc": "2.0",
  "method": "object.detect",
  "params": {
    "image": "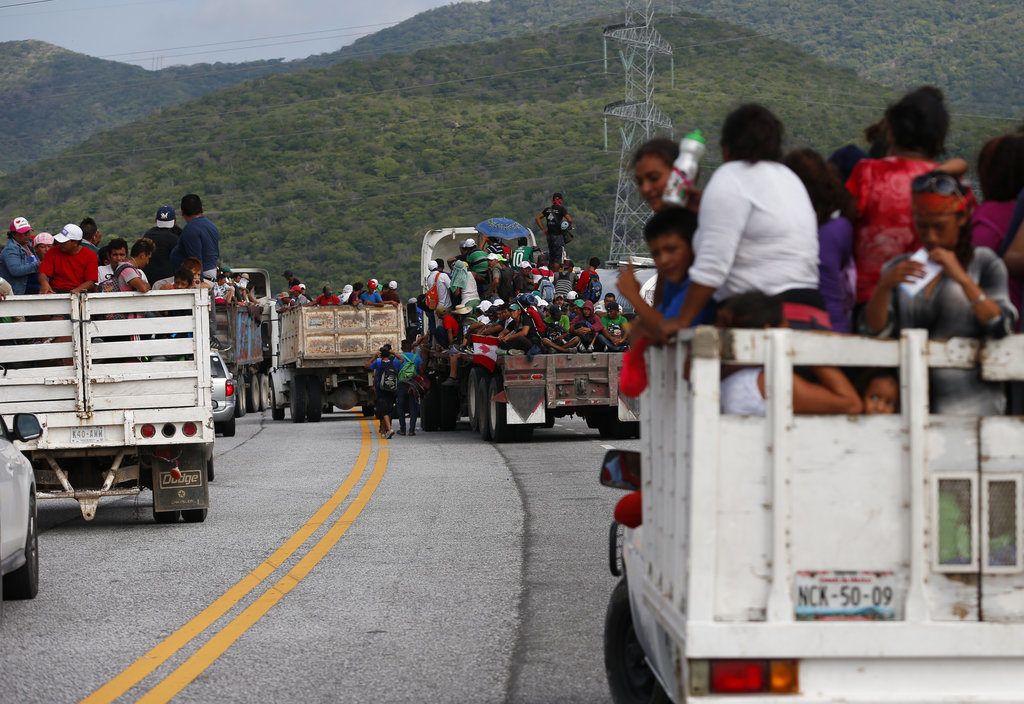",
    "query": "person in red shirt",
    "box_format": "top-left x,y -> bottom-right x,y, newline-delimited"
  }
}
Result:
846,86 -> 951,305
314,285 -> 341,306
38,223 -> 98,294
